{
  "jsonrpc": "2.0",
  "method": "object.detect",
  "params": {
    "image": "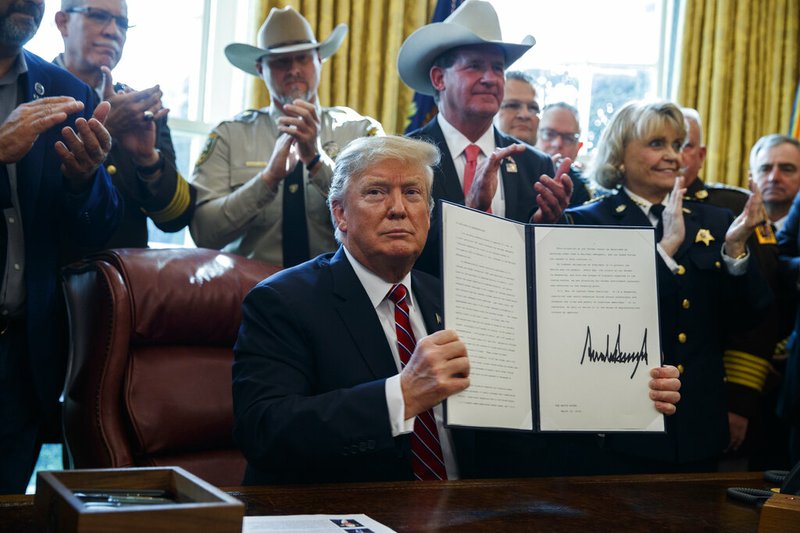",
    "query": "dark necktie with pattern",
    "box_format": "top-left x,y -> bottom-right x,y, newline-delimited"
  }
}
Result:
387,283 -> 447,480
650,203 -> 665,242
281,161 -> 310,267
